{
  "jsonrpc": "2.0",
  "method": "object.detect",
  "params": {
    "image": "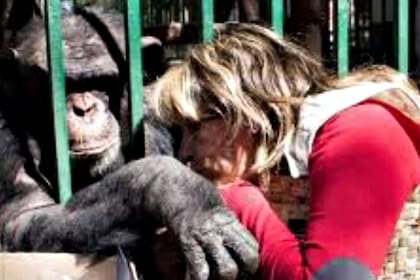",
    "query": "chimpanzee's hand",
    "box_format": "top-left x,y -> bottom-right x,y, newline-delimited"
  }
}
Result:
140,156 -> 259,280
176,207 -> 259,280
